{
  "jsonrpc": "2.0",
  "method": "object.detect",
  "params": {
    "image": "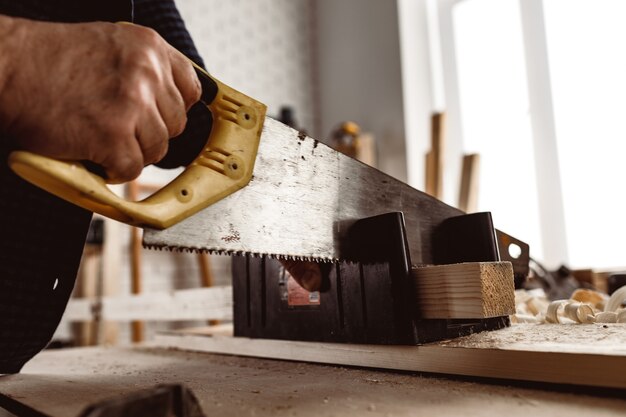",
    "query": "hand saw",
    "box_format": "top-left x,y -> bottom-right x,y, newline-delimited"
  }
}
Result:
8,65 -> 529,271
